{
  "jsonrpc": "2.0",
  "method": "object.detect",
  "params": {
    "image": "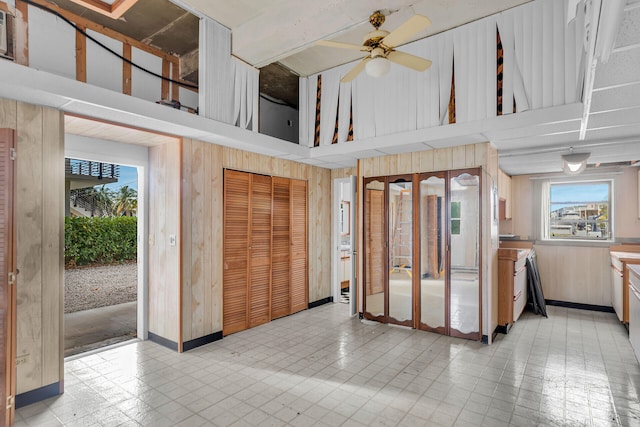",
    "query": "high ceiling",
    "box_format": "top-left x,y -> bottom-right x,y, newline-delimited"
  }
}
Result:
42,0 -> 640,175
